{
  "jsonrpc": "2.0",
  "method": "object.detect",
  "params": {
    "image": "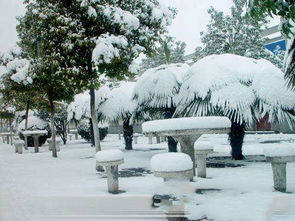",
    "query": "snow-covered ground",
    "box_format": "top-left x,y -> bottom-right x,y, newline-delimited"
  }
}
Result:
0,133 -> 295,220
